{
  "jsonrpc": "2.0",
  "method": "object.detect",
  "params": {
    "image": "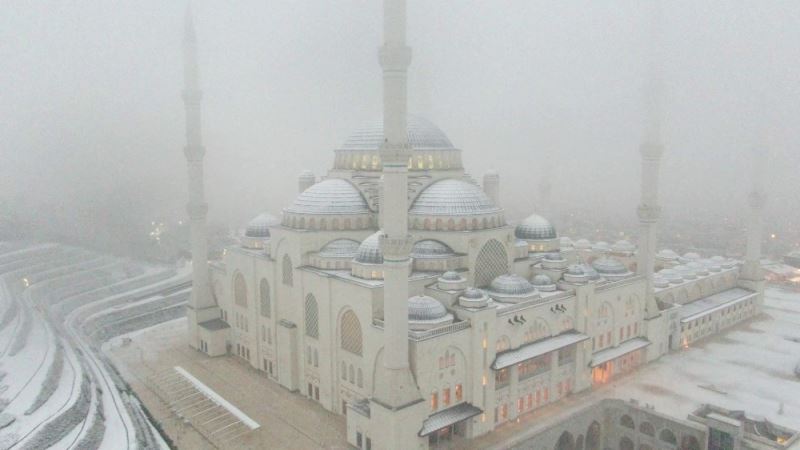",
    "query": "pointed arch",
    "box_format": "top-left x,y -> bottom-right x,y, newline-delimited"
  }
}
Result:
474,238 -> 508,287
305,294 -> 319,338
340,309 -> 363,355
233,272 -> 248,308
259,278 -> 271,317
282,254 -> 293,286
